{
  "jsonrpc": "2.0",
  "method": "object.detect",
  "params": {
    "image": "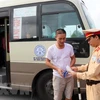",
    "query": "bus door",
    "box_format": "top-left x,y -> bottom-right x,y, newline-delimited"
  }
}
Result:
0,10 -> 10,86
